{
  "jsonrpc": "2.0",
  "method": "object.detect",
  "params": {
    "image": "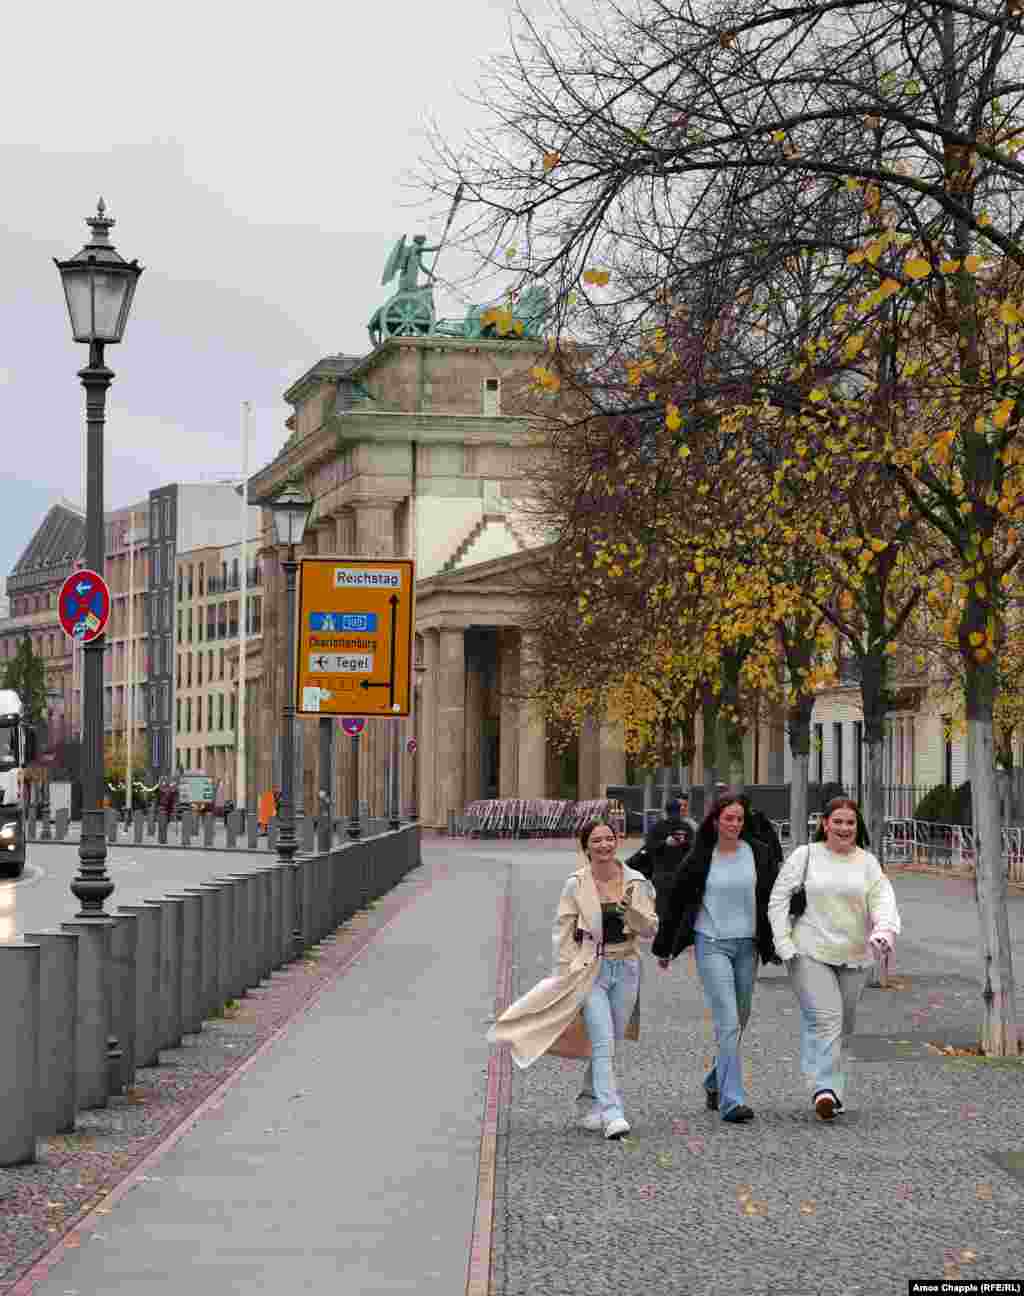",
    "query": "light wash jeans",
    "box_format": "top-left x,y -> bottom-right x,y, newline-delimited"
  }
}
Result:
693,934 -> 758,1118
787,953 -> 869,1101
577,956 -> 641,1123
